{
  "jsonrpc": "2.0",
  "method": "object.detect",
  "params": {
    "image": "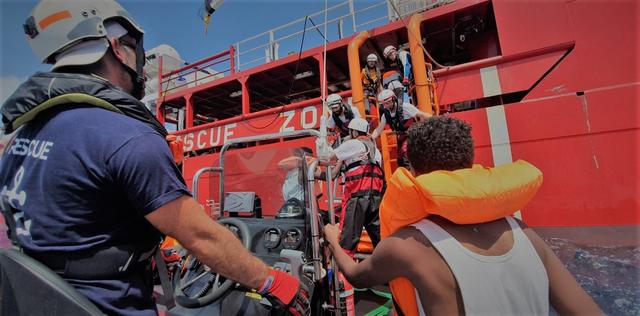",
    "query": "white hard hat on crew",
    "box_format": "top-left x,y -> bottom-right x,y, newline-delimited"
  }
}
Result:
327,93 -> 343,109
24,0 -> 147,98
347,117 -> 369,134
